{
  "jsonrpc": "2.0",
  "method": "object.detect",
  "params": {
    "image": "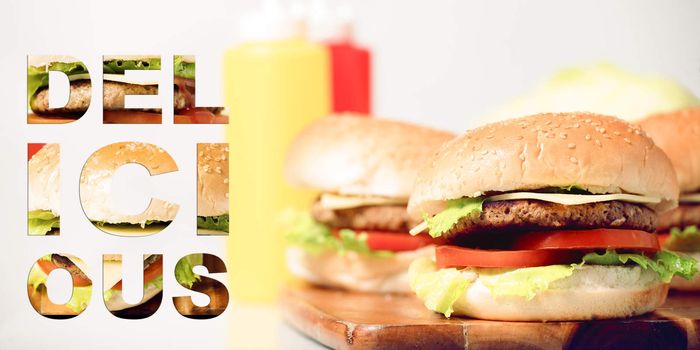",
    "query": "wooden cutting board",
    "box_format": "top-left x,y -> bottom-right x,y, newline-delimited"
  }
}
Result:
280,284 -> 700,350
